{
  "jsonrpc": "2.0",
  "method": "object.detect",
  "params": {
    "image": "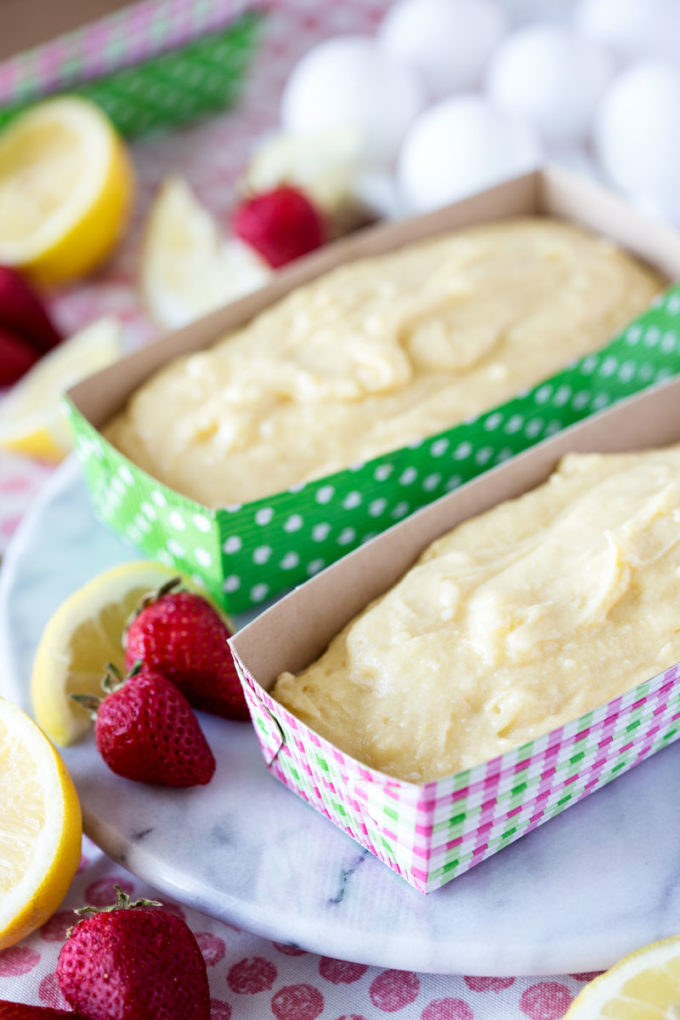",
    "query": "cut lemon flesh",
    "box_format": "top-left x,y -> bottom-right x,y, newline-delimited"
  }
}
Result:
0,96 -> 134,284
0,696 -> 82,949
140,176 -> 271,329
0,315 -> 122,461
565,936 -> 680,1019
31,560 -> 180,746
